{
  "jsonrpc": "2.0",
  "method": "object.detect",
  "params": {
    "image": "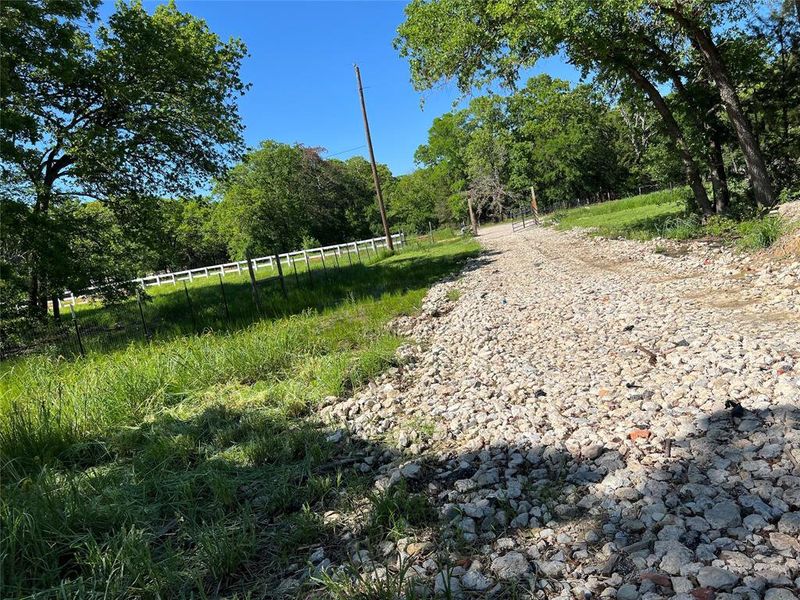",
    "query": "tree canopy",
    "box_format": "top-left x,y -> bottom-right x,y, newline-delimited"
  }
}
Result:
396,0 -> 798,214
1,0 -> 248,315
